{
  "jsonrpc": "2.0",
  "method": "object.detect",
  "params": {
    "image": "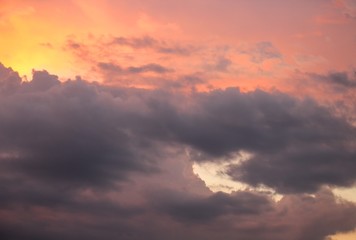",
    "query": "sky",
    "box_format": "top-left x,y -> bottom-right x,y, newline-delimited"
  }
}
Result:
0,0 -> 356,239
